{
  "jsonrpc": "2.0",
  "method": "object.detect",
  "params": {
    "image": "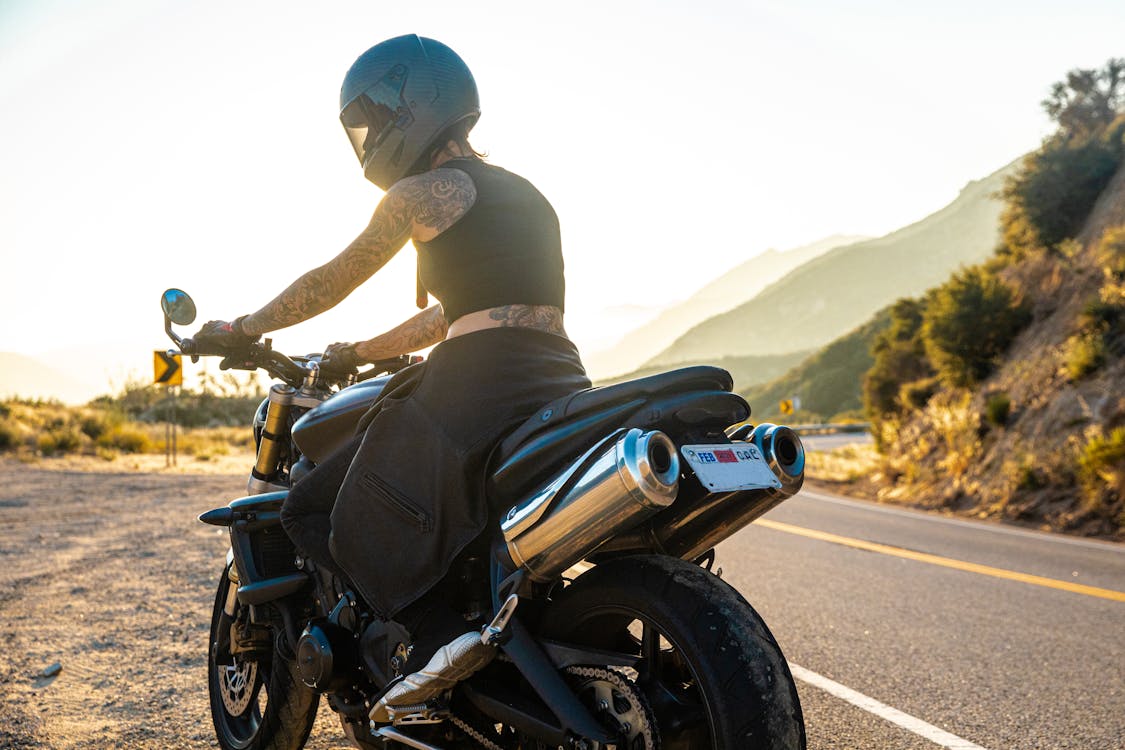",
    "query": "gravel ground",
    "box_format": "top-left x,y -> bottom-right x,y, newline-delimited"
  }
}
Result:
0,455 -> 352,749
